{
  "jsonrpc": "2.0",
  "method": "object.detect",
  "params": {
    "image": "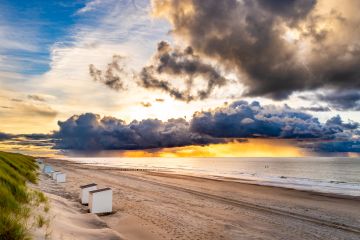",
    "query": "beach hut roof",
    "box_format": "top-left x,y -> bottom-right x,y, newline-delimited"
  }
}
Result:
89,188 -> 111,194
80,183 -> 97,189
